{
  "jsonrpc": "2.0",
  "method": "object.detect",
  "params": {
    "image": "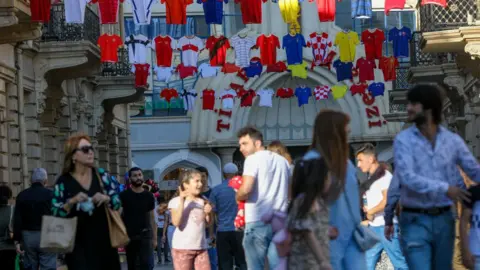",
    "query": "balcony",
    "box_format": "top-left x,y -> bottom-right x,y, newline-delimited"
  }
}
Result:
0,0 -> 42,43
102,48 -> 132,77
419,0 -> 476,32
